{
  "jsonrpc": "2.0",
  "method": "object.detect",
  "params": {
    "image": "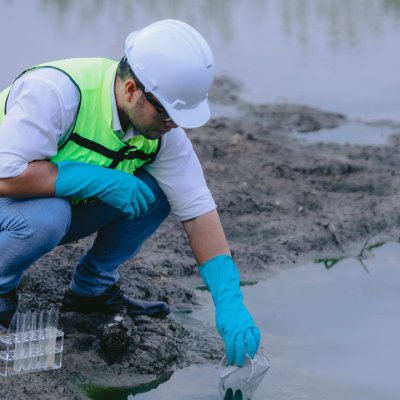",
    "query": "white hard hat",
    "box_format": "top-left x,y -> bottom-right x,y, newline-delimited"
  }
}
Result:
124,19 -> 215,128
